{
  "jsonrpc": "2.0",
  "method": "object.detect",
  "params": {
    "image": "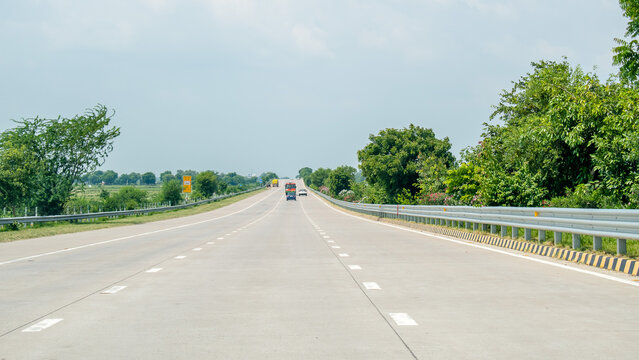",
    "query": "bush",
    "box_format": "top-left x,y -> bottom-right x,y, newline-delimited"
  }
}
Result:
159,180 -> 183,206
549,183 -> 619,209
